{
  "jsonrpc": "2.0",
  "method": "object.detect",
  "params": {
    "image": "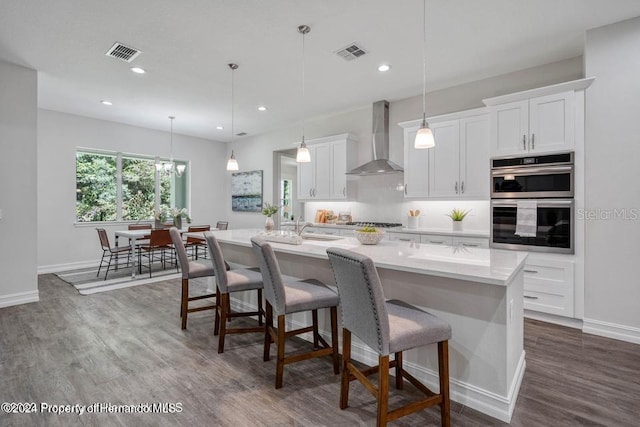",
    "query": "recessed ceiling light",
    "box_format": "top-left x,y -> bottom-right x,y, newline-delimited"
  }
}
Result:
100,100 -> 113,106
216,126 -> 224,130
130,67 -> 146,74
378,64 -> 391,72
258,106 -> 268,111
